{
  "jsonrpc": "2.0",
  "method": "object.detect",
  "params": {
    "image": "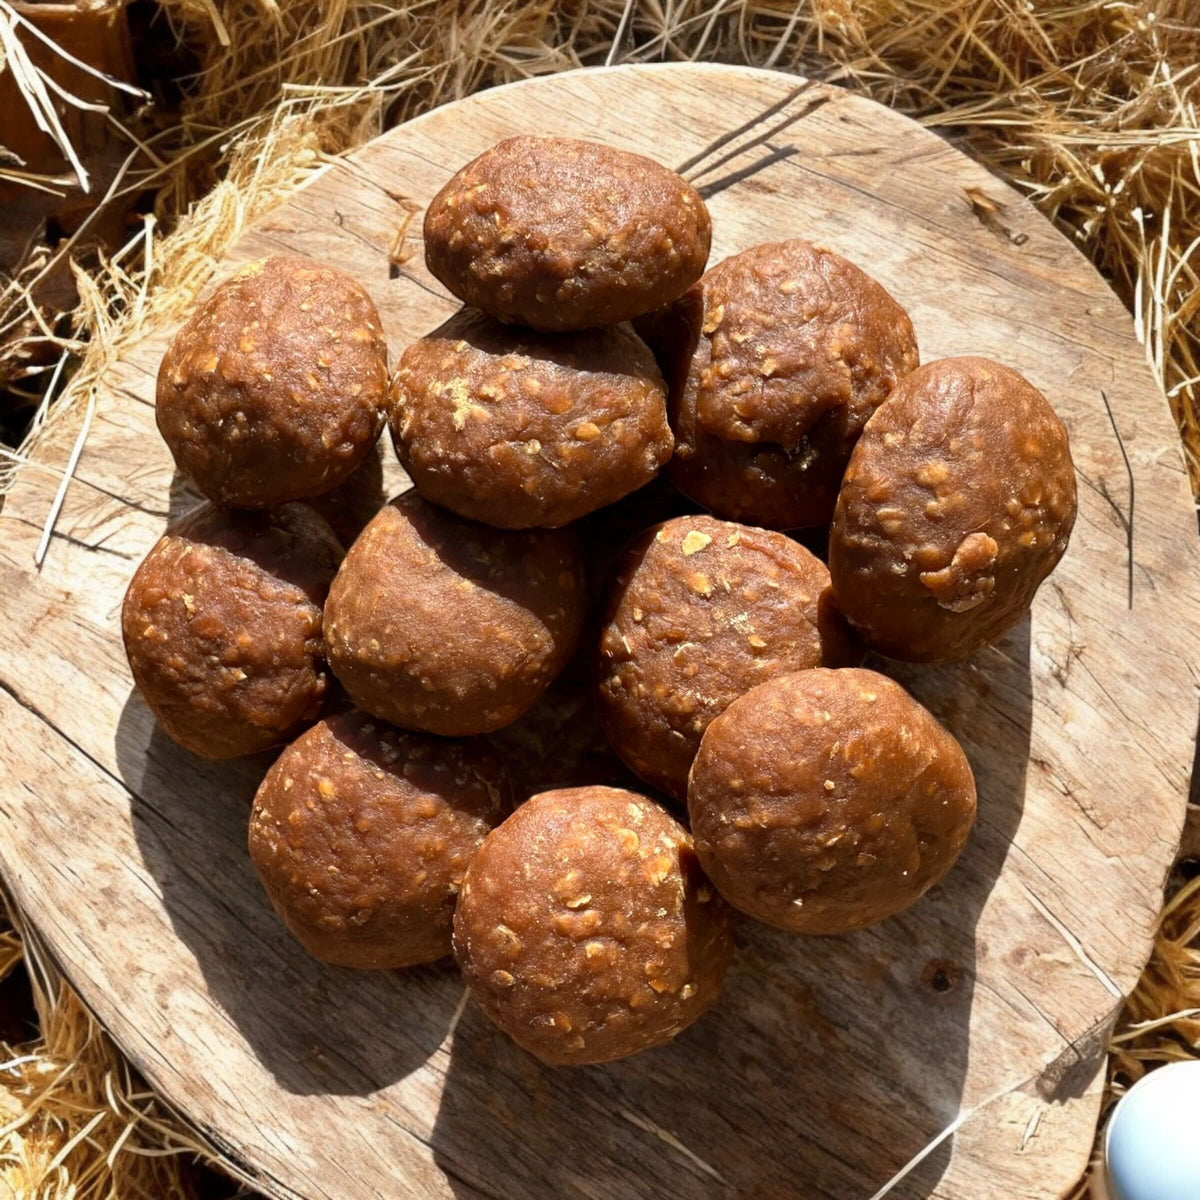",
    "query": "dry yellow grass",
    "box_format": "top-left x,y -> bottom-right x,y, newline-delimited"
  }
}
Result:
1,1 -> 1198,1197
1,896 -> 211,1199
5,0 -> 1197,489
